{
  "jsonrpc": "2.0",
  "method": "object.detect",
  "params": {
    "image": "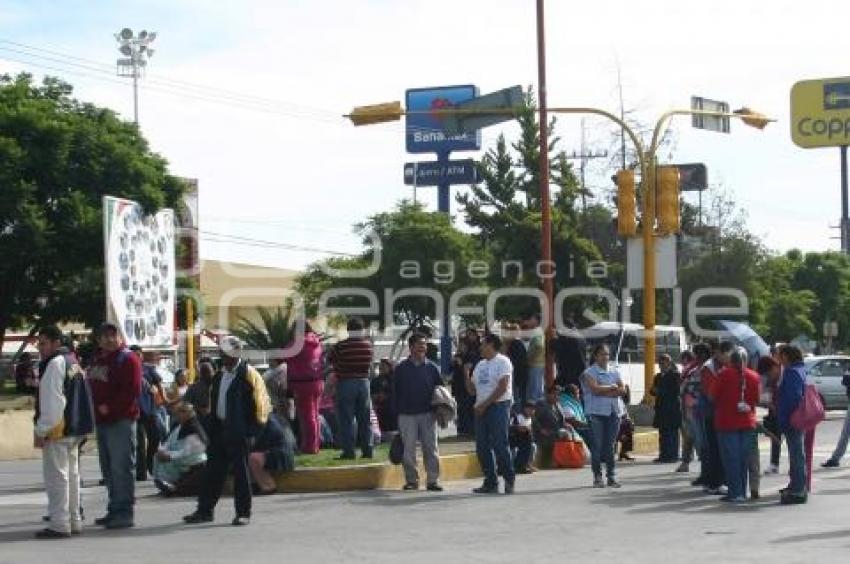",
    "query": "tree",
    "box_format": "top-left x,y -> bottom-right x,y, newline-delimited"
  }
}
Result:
0,73 -> 185,348
232,305 -> 297,358
456,89 -> 602,322
296,200 -> 485,337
